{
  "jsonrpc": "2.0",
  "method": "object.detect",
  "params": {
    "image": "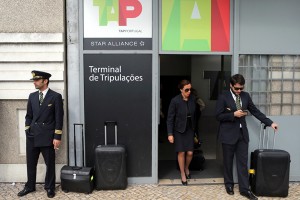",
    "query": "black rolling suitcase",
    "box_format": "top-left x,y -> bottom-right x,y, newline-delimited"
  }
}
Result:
60,124 -> 94,194
189,147 -> 205,171
249,124 -> 290,197
190,135 -> 205,171
94,121 -> 127,190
